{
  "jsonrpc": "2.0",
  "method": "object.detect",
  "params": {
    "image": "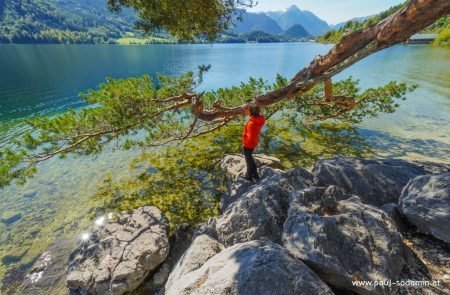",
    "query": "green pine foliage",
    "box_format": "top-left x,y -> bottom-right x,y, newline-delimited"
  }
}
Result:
0,67 -> 416,188
89,74 -> 415,230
